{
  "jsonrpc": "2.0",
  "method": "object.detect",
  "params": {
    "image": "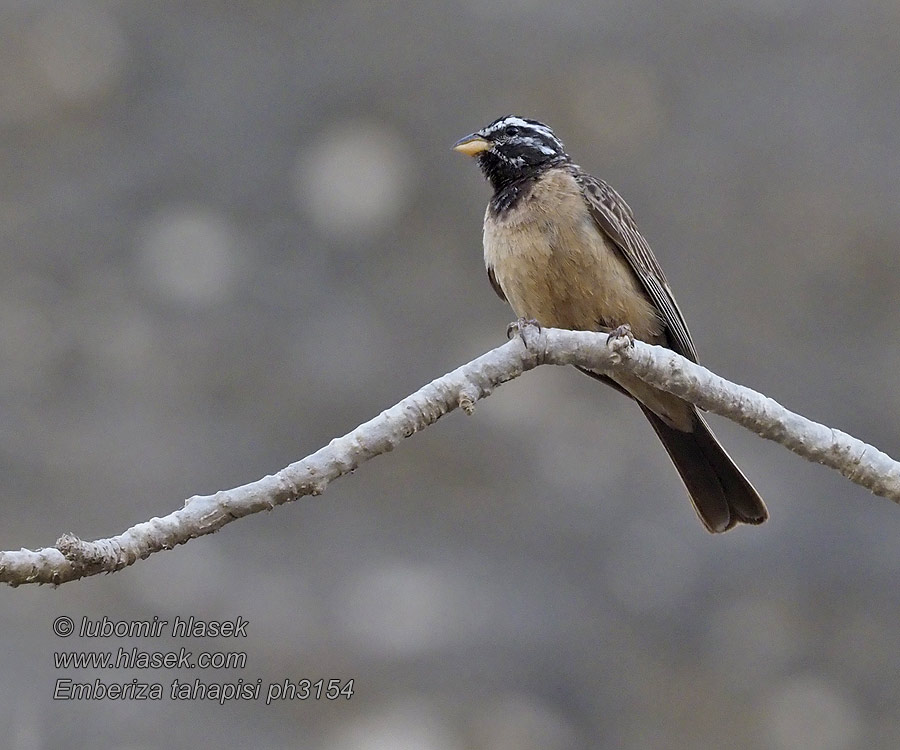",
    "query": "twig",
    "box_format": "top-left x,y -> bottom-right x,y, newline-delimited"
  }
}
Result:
2,328 -> 897,586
